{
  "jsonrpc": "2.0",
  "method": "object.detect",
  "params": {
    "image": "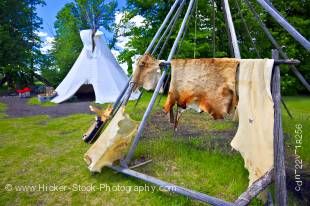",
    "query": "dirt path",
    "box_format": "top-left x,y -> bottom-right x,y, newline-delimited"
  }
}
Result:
0,96 -> 92,118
